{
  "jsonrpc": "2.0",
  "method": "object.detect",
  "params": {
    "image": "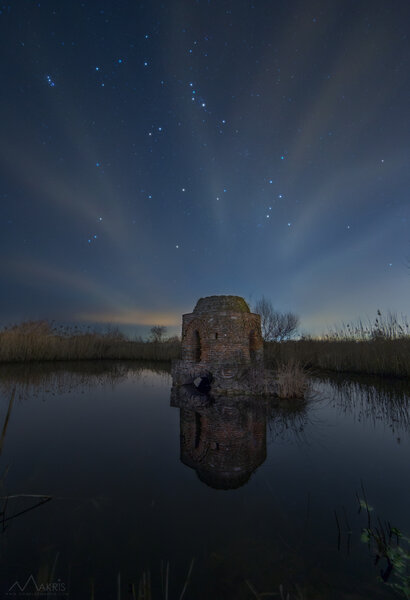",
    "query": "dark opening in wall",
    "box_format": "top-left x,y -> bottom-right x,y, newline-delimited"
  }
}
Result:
194,412 -> 202,449
193,330 -> 201,362
194,374 -> 212,394
249,330 -> 258,361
